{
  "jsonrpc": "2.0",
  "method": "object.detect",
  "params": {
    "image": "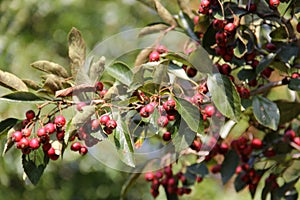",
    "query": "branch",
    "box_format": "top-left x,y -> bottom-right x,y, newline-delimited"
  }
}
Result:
250,80 -> 283,96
